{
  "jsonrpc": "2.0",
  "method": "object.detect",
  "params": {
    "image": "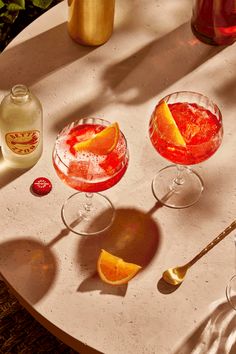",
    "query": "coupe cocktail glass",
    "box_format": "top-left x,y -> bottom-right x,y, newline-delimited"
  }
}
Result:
149,91 -> 223,208
53,117 -> 129,235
